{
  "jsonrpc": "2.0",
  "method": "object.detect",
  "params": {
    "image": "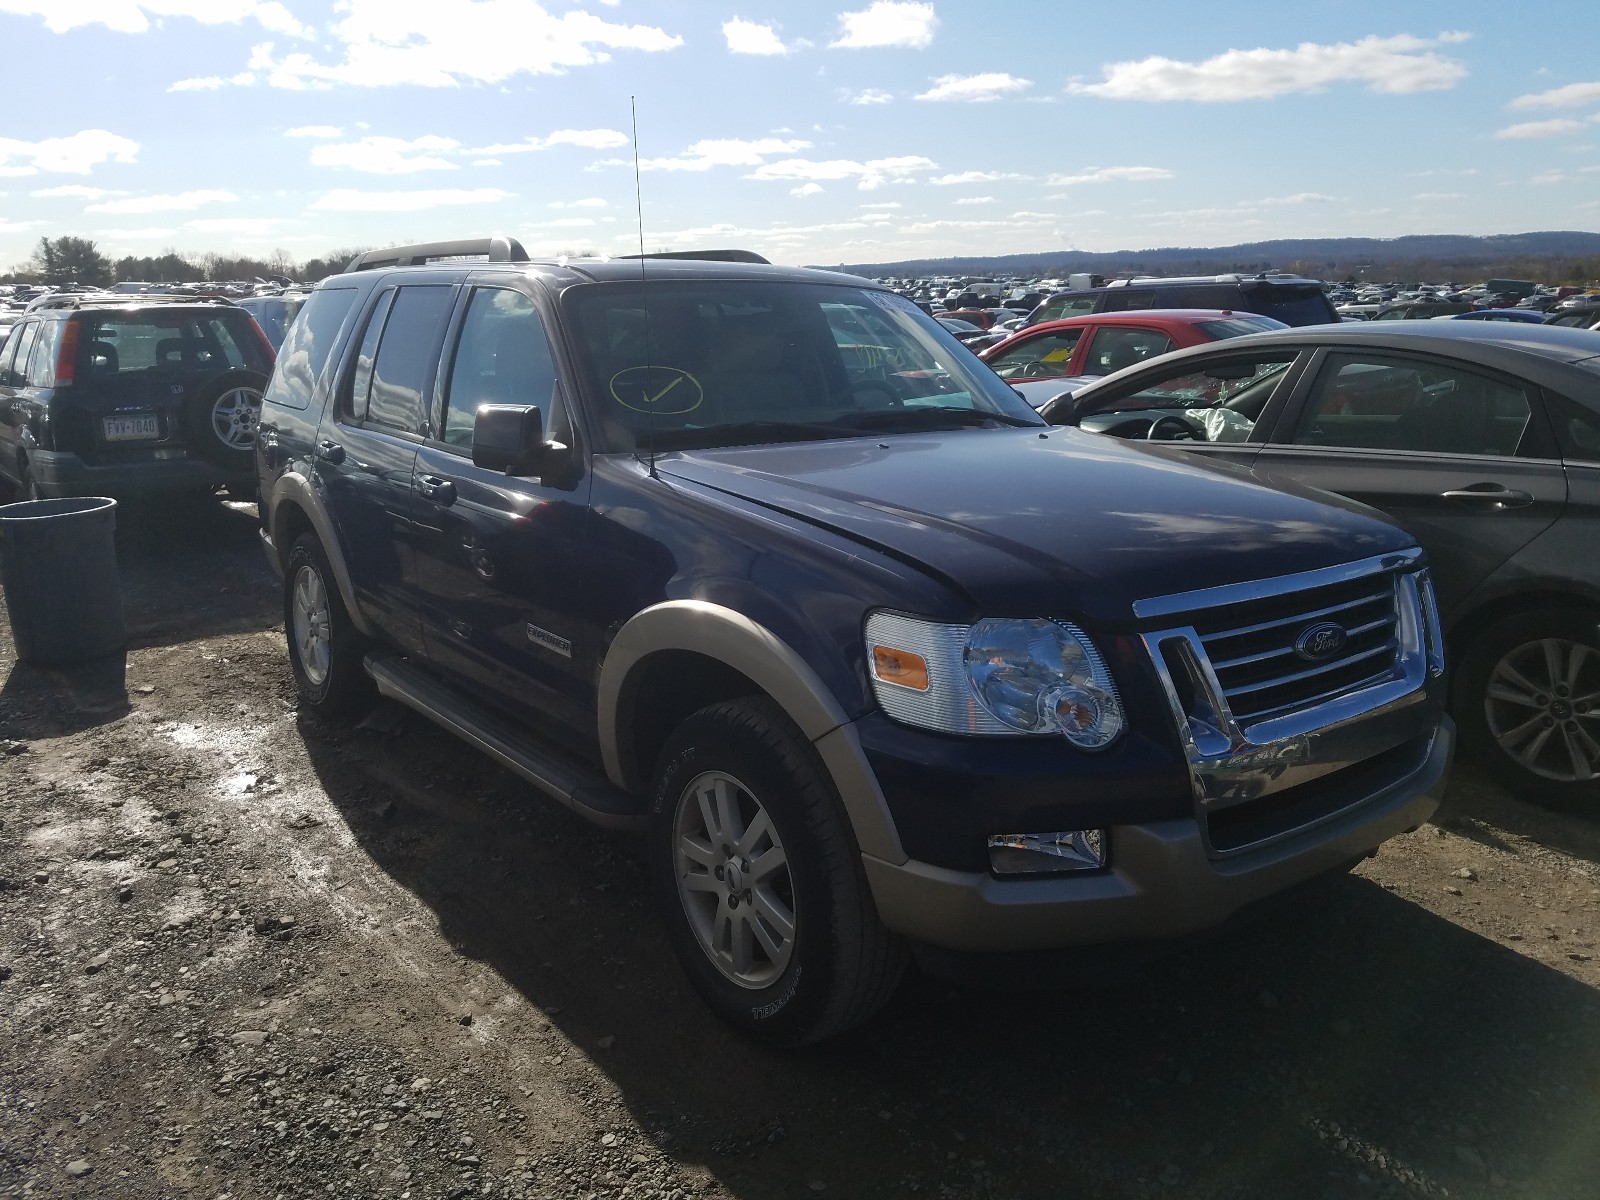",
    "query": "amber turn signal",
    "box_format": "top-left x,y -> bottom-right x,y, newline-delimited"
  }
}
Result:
871,645 -> 930,691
